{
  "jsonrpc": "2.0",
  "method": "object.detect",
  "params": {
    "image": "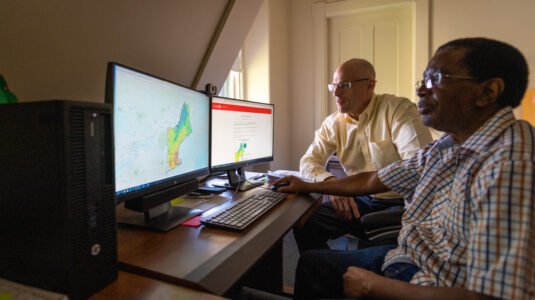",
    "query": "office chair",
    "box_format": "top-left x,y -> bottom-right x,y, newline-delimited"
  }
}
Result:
354,206 -> 403,249
325,156 -> 404,250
